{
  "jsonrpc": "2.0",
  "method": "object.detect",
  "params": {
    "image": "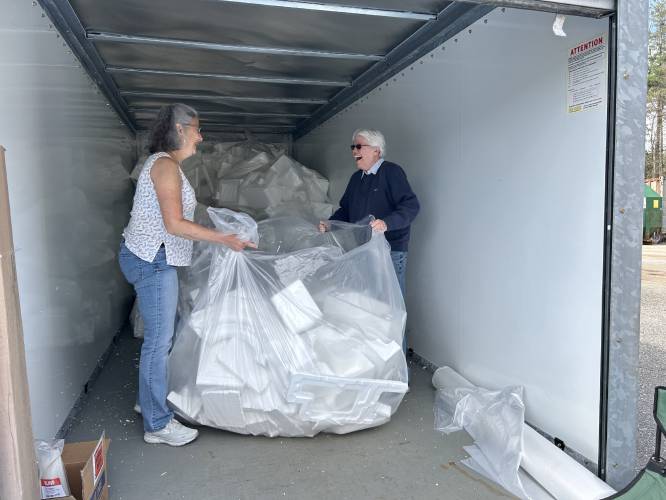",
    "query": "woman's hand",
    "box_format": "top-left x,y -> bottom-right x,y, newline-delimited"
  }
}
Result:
219,233 -> 257,252
319,221 -> 330,233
